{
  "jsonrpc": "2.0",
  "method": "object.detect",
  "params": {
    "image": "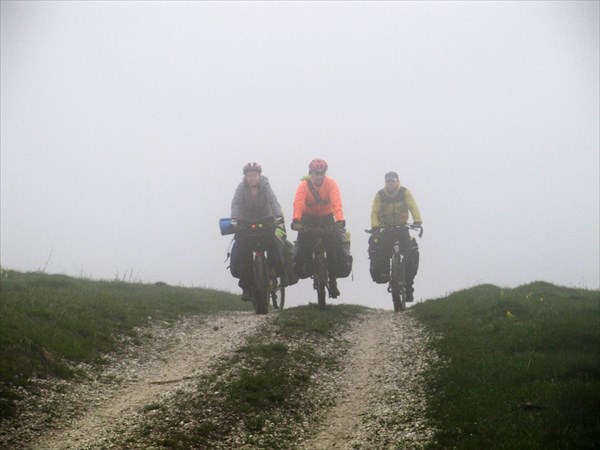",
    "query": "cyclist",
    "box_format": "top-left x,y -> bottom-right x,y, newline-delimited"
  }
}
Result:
369,171 -> 422,302
290,159 -> 346,298
231,162 -> 286,301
